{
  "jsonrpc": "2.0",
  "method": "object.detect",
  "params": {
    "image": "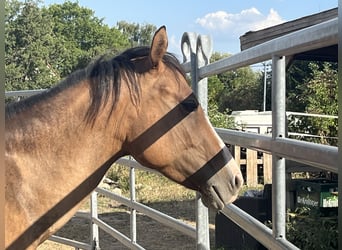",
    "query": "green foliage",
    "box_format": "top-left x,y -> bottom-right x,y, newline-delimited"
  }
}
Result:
305,62 -> 338,115
286,207 -> 338,249
207,52 -> 264,129
5,0 -> 131,91
208,75 -> 235,128
208,102 -> 235,129
287,62 -> 338,145
5,0 -> 160,92
116,21 -> 157,47
209,52 -> 264,114
217,67 -> 263,112
5,0 -> 58,90
106,164 -> 130,192
44,1 -> 130,76
286,60 -> 313,112
5,1 -> 337,143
